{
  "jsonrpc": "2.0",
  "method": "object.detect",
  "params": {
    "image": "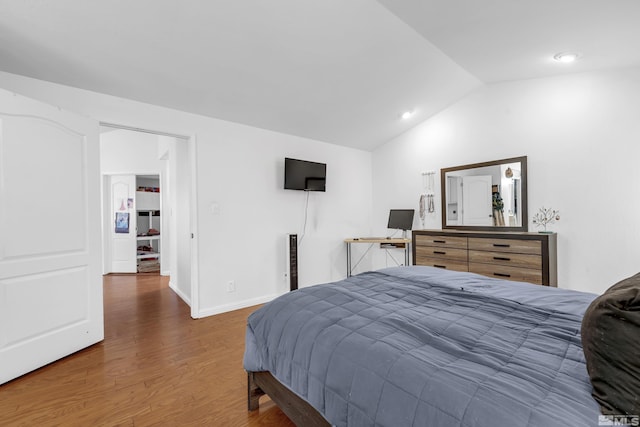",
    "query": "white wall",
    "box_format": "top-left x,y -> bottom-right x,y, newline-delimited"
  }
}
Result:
194,129 -> 373,315
0,71 -> 373,317
152,135 -> 192,303
373,68 -> 640,294
100,129 -> 164,174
